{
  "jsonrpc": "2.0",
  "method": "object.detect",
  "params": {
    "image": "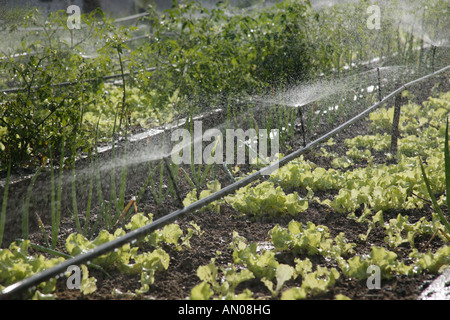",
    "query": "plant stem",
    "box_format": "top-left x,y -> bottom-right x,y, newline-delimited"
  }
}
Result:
0,161 -> 11,247
35,212 -> 50,248
71,162 -> 82,234
163,156 -> 183,208
84,155 -> 95,237
22,166 -> 43,240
